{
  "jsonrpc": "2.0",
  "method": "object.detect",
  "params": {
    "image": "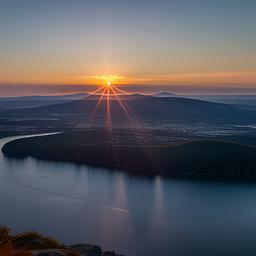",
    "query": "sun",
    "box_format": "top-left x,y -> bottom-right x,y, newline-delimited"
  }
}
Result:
107,81 -> 111,87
